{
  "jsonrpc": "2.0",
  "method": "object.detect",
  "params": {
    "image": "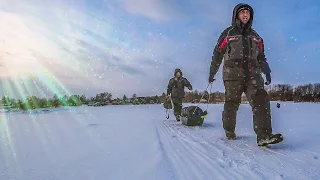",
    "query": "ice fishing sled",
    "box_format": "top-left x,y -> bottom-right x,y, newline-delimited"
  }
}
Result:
179,106 -> 208,126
